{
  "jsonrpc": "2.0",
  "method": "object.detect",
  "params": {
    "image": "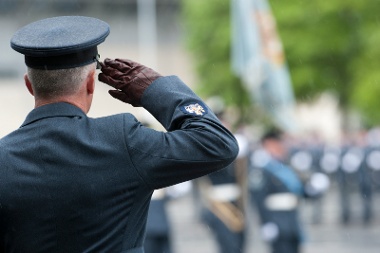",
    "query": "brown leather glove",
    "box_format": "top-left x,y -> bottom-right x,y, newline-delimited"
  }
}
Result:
98,58 -> 162,107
